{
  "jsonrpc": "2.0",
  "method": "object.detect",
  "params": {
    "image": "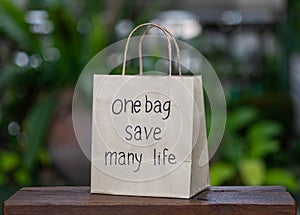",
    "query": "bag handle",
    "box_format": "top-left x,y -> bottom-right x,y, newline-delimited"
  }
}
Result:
121,23 -> 181,76
138,25 -> 182,76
